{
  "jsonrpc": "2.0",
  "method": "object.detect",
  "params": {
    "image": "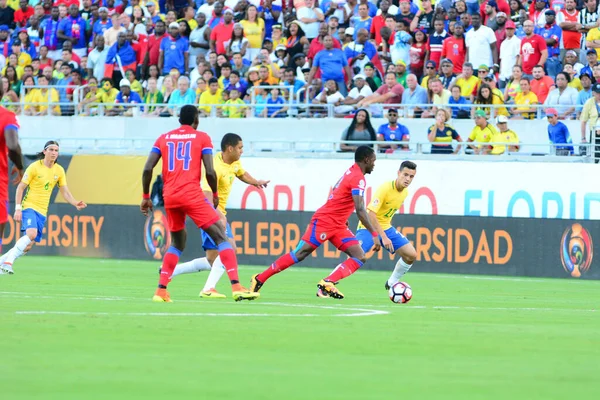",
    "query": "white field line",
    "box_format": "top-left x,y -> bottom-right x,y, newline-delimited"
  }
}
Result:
2,292 -> 388,317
